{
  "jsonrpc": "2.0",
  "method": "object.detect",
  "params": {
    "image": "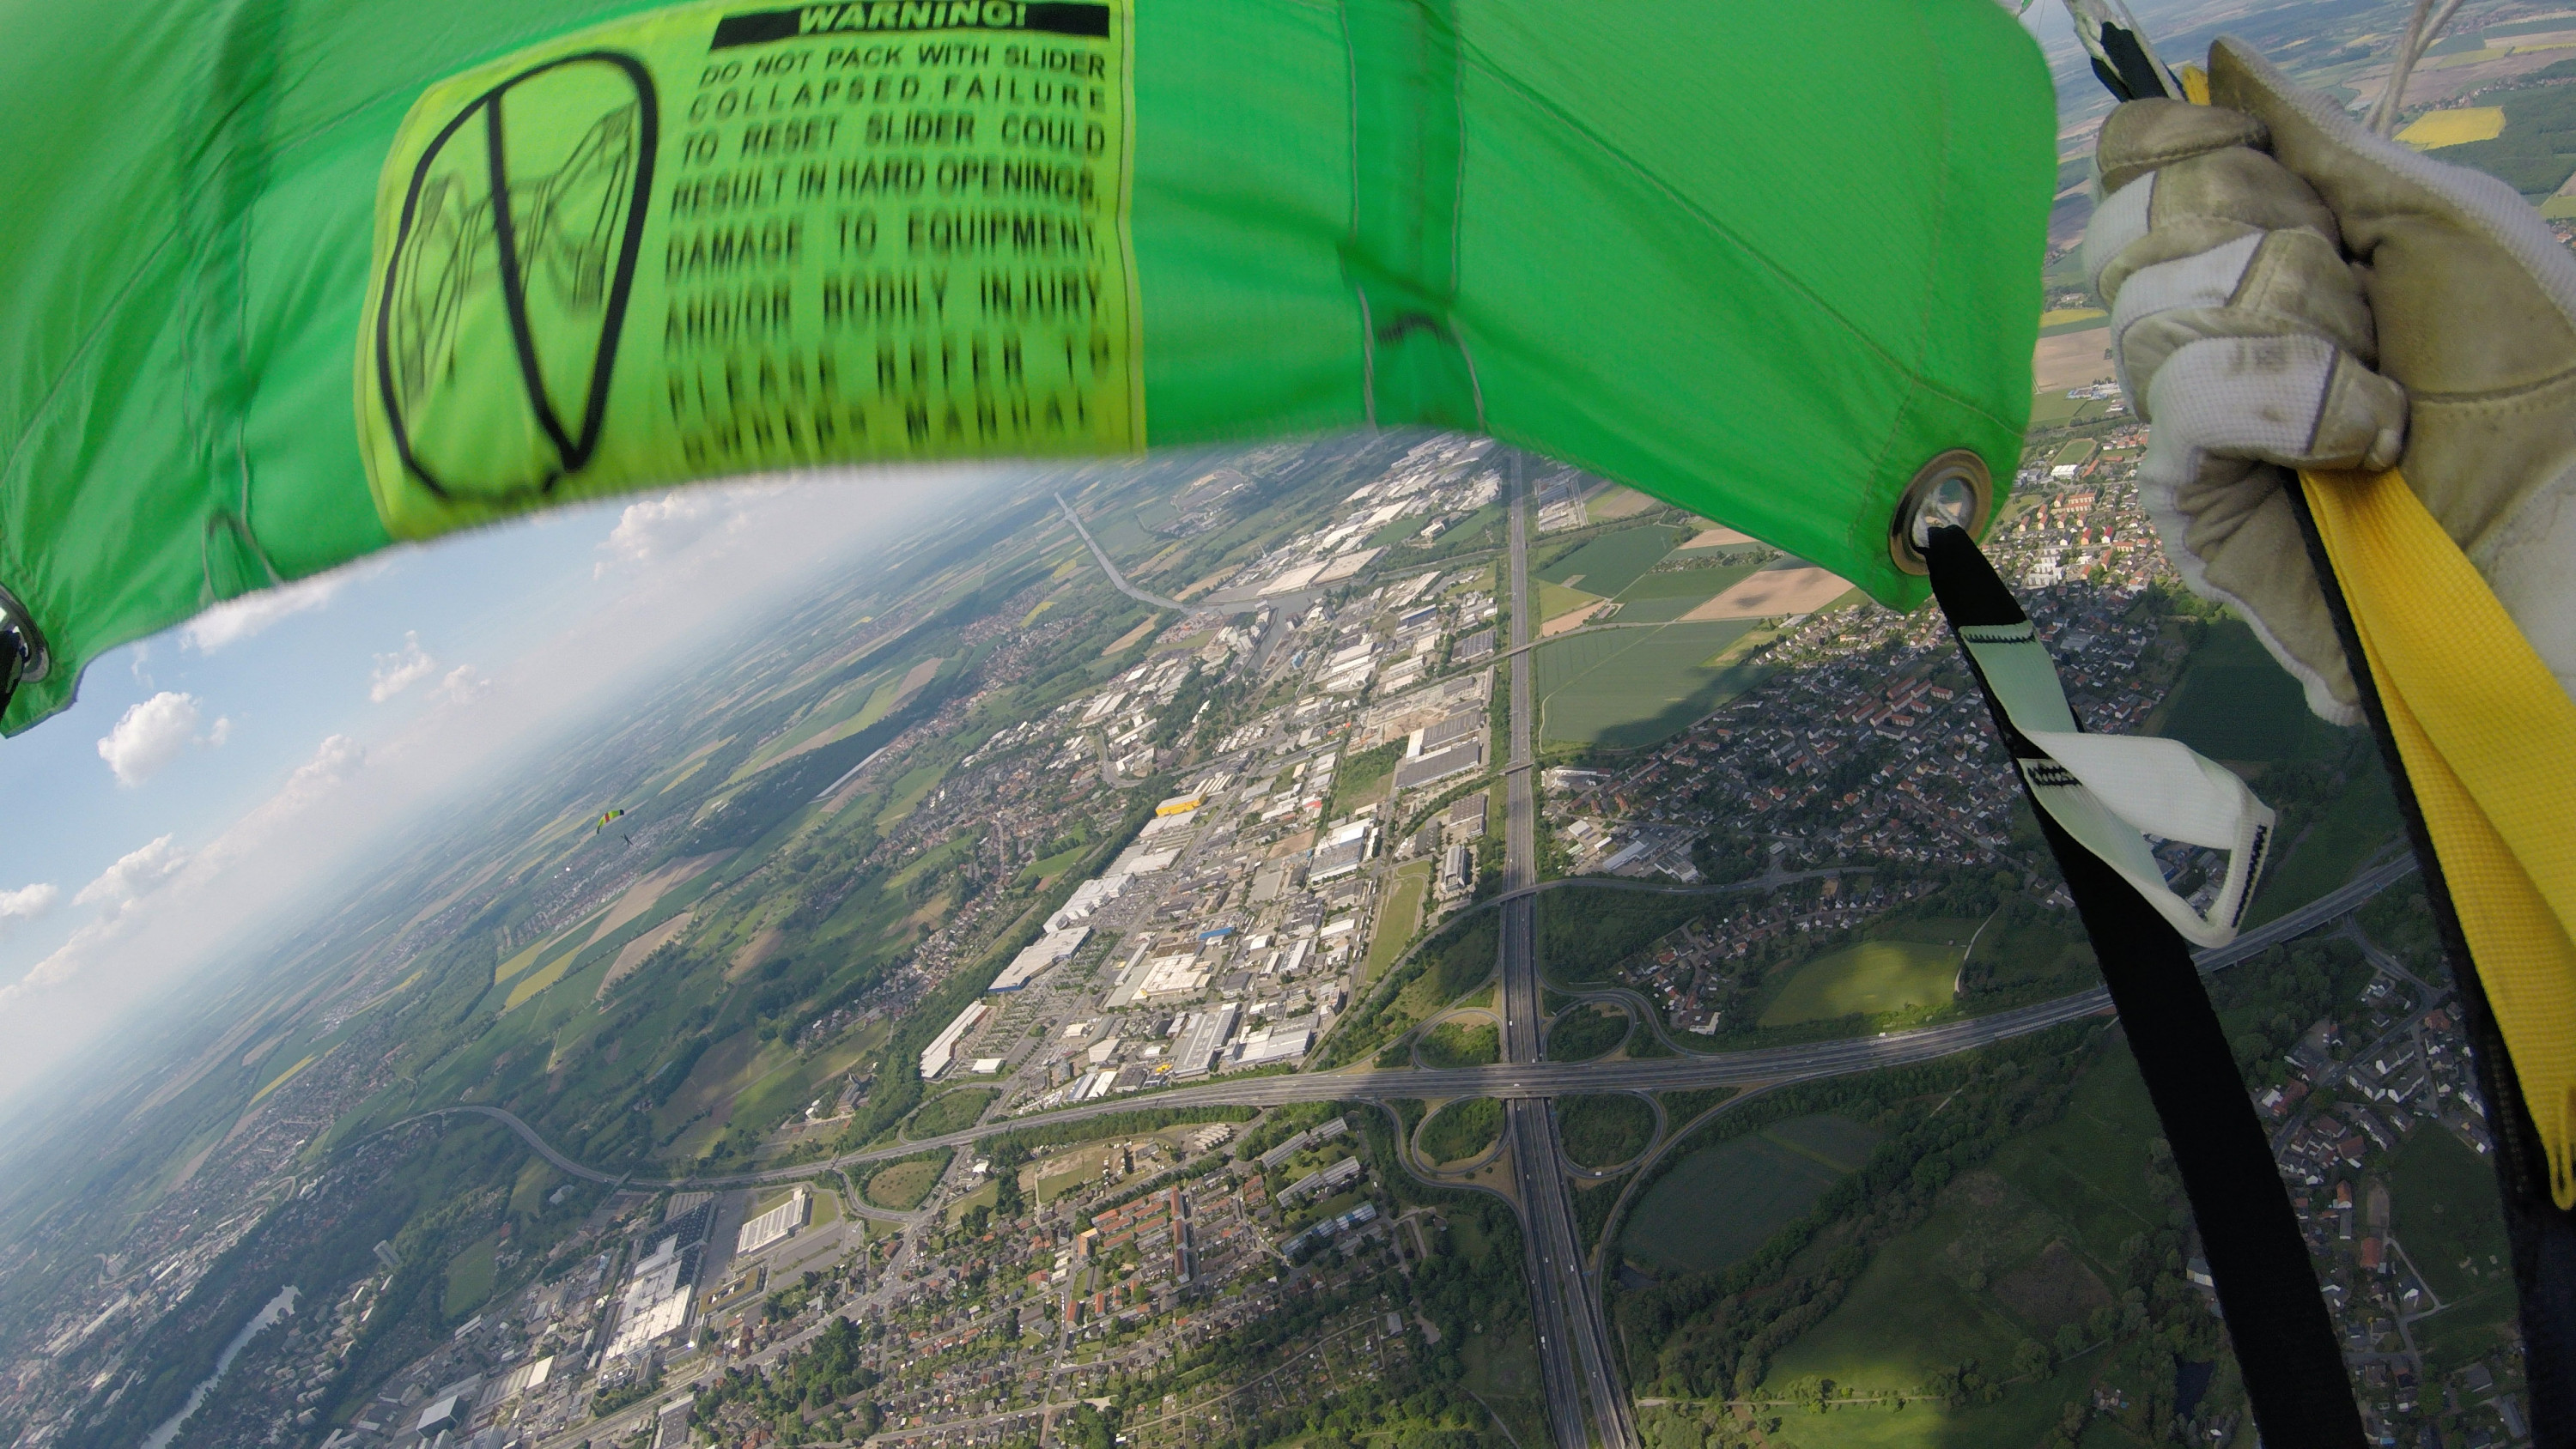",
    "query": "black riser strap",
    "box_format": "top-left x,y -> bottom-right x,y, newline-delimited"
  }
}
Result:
1923,525 -> 2365,1449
